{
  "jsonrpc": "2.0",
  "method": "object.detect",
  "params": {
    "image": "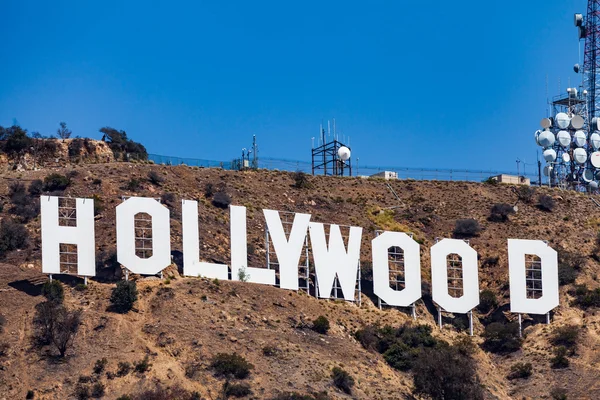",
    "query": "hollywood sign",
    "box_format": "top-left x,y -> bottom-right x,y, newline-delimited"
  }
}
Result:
40,196 -> 559,317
